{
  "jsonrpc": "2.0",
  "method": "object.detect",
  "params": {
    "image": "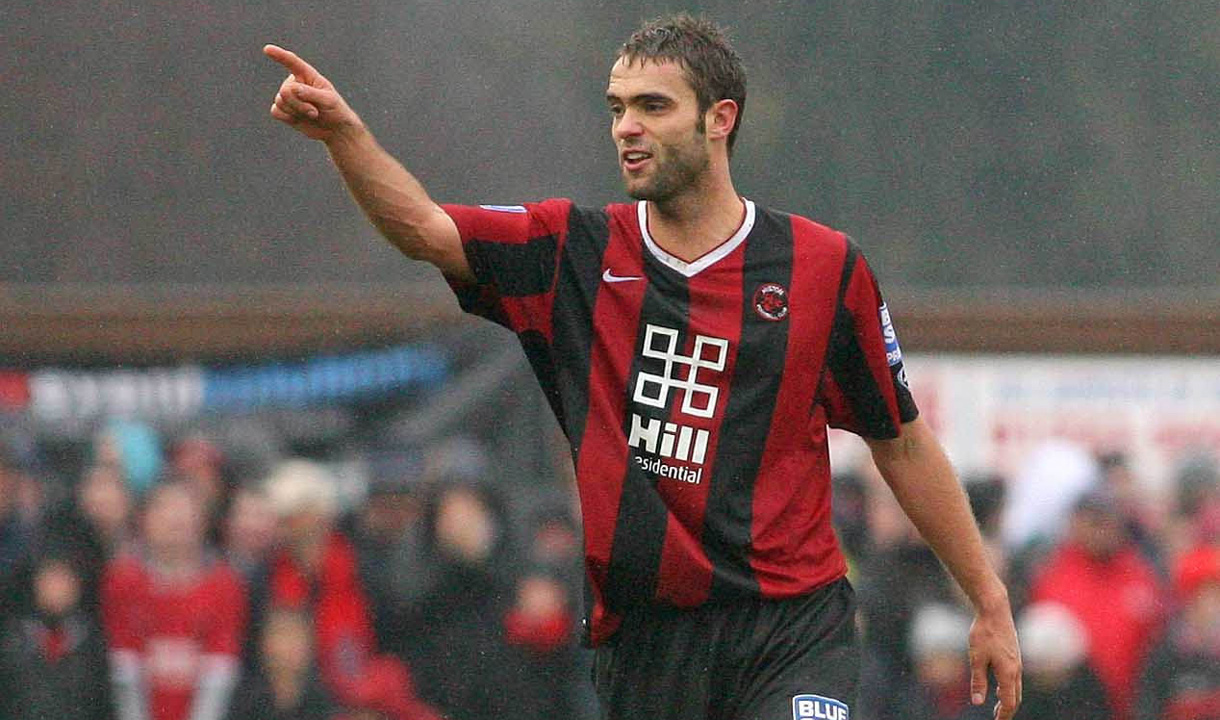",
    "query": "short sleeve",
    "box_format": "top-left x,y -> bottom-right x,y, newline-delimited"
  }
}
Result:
440,200 -> 573,333
819,244 -> 919,438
